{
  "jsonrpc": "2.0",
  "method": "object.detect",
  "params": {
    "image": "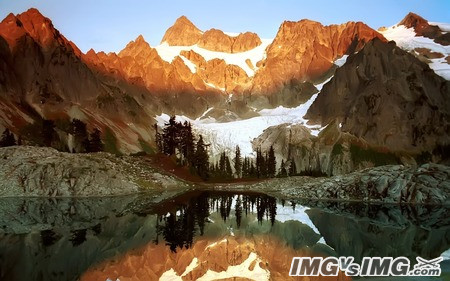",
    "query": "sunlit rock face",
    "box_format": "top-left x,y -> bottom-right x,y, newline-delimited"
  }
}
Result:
80,235 -> 349,281
250,20 -> 386,95
398,12 -> 449,45
161,16 -> 263,53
